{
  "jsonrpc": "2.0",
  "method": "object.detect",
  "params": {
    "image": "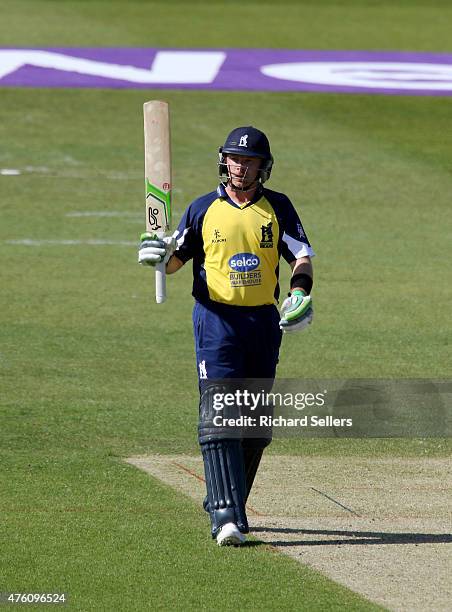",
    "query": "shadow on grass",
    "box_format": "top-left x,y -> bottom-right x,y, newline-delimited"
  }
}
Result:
242,540 -> 266,548
250,526 -> 452,547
